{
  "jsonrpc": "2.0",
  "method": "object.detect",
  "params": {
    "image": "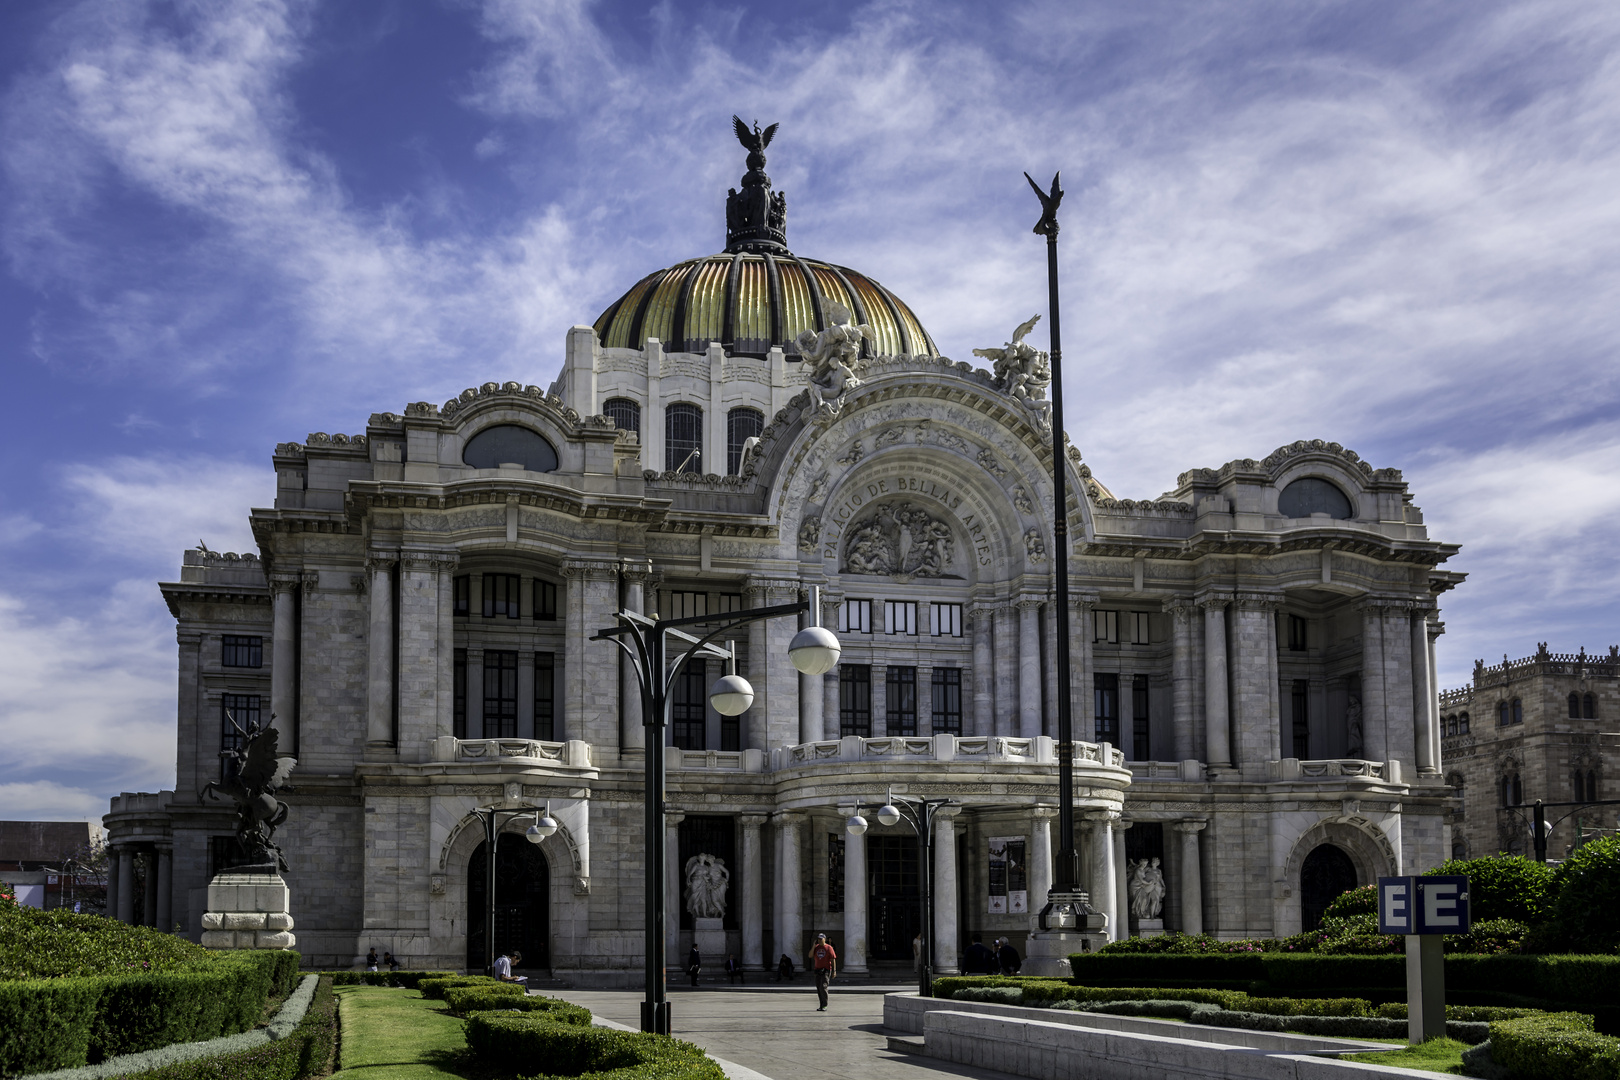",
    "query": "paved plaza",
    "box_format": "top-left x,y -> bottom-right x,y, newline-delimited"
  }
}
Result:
550,984 -> 1031,1080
